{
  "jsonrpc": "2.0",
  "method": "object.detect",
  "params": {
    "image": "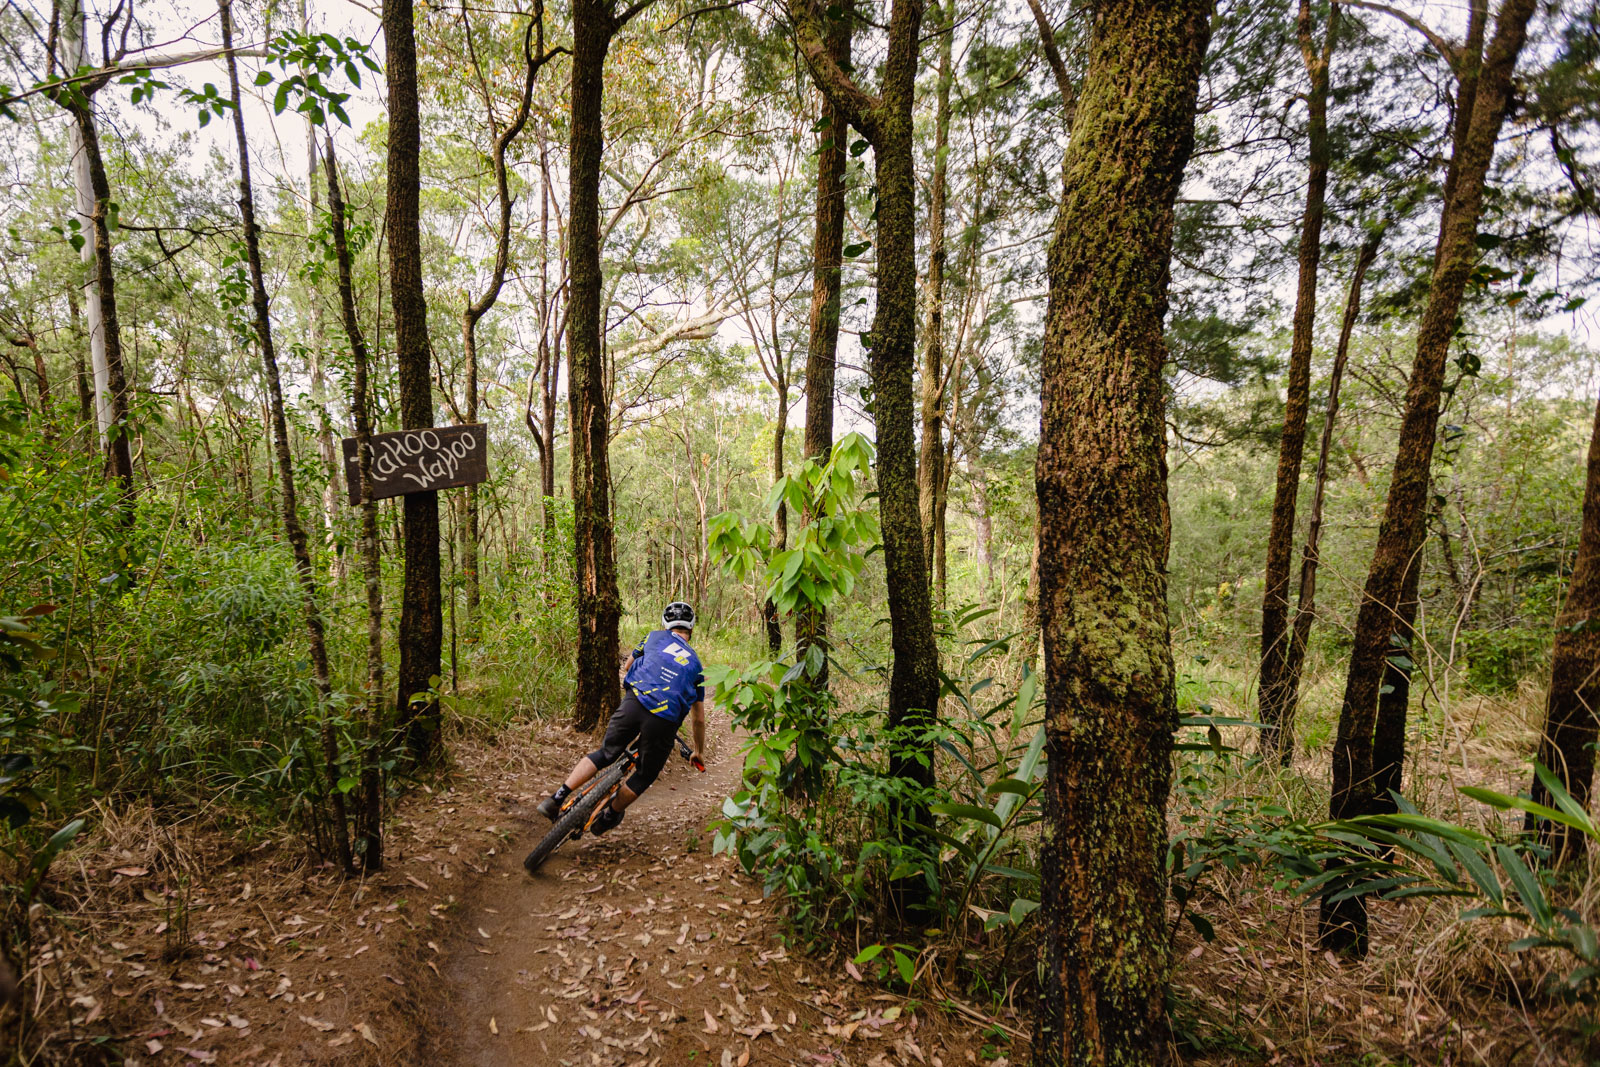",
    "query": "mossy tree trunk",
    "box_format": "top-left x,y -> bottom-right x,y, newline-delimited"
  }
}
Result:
1320,0 -> 1537,955
790,0 -> 940,827
1258,0 -> 1339,762
385,0 -> 444,762
1281,232 -> 1381,755
568,0 -> 651,729
1030,0 -> 1211,1060
1528,384 -> 1600,862
794,2 -> 851,680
